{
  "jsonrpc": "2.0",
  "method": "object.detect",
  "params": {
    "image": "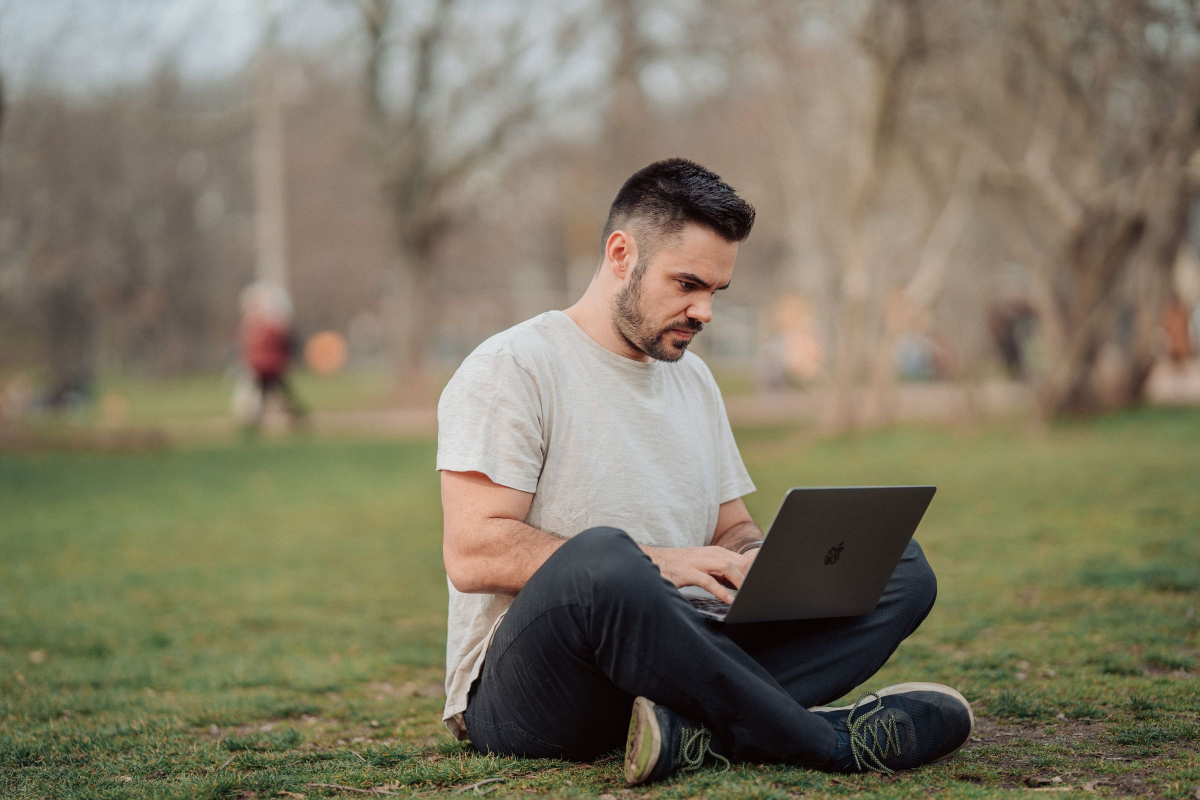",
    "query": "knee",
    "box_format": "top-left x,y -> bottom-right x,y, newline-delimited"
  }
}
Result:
563,526 -> 640,560
552,526 -> 662,598
899,540 -> 938,619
